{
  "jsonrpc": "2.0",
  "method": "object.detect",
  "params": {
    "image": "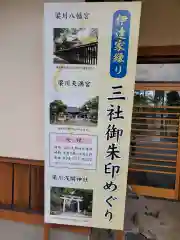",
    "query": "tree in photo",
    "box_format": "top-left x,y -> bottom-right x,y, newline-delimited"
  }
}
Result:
74,189 -> 93,214
80,96 -> 99,123
54,28 -> 83,51
78,28 -> 98,45
167,91 -> 180,106
50,100 -> 67,124
54,28 -> 73,51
